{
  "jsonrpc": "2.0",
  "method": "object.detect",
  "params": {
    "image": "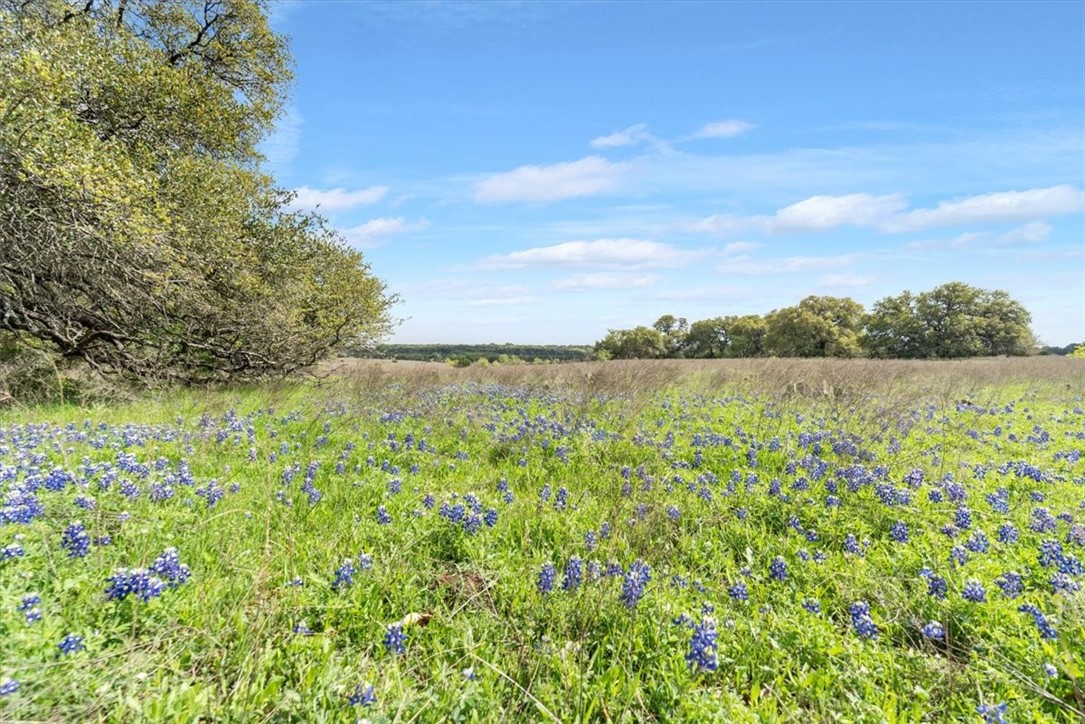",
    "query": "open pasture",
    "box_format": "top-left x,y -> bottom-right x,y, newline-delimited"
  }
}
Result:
1,358 -> 1084,721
